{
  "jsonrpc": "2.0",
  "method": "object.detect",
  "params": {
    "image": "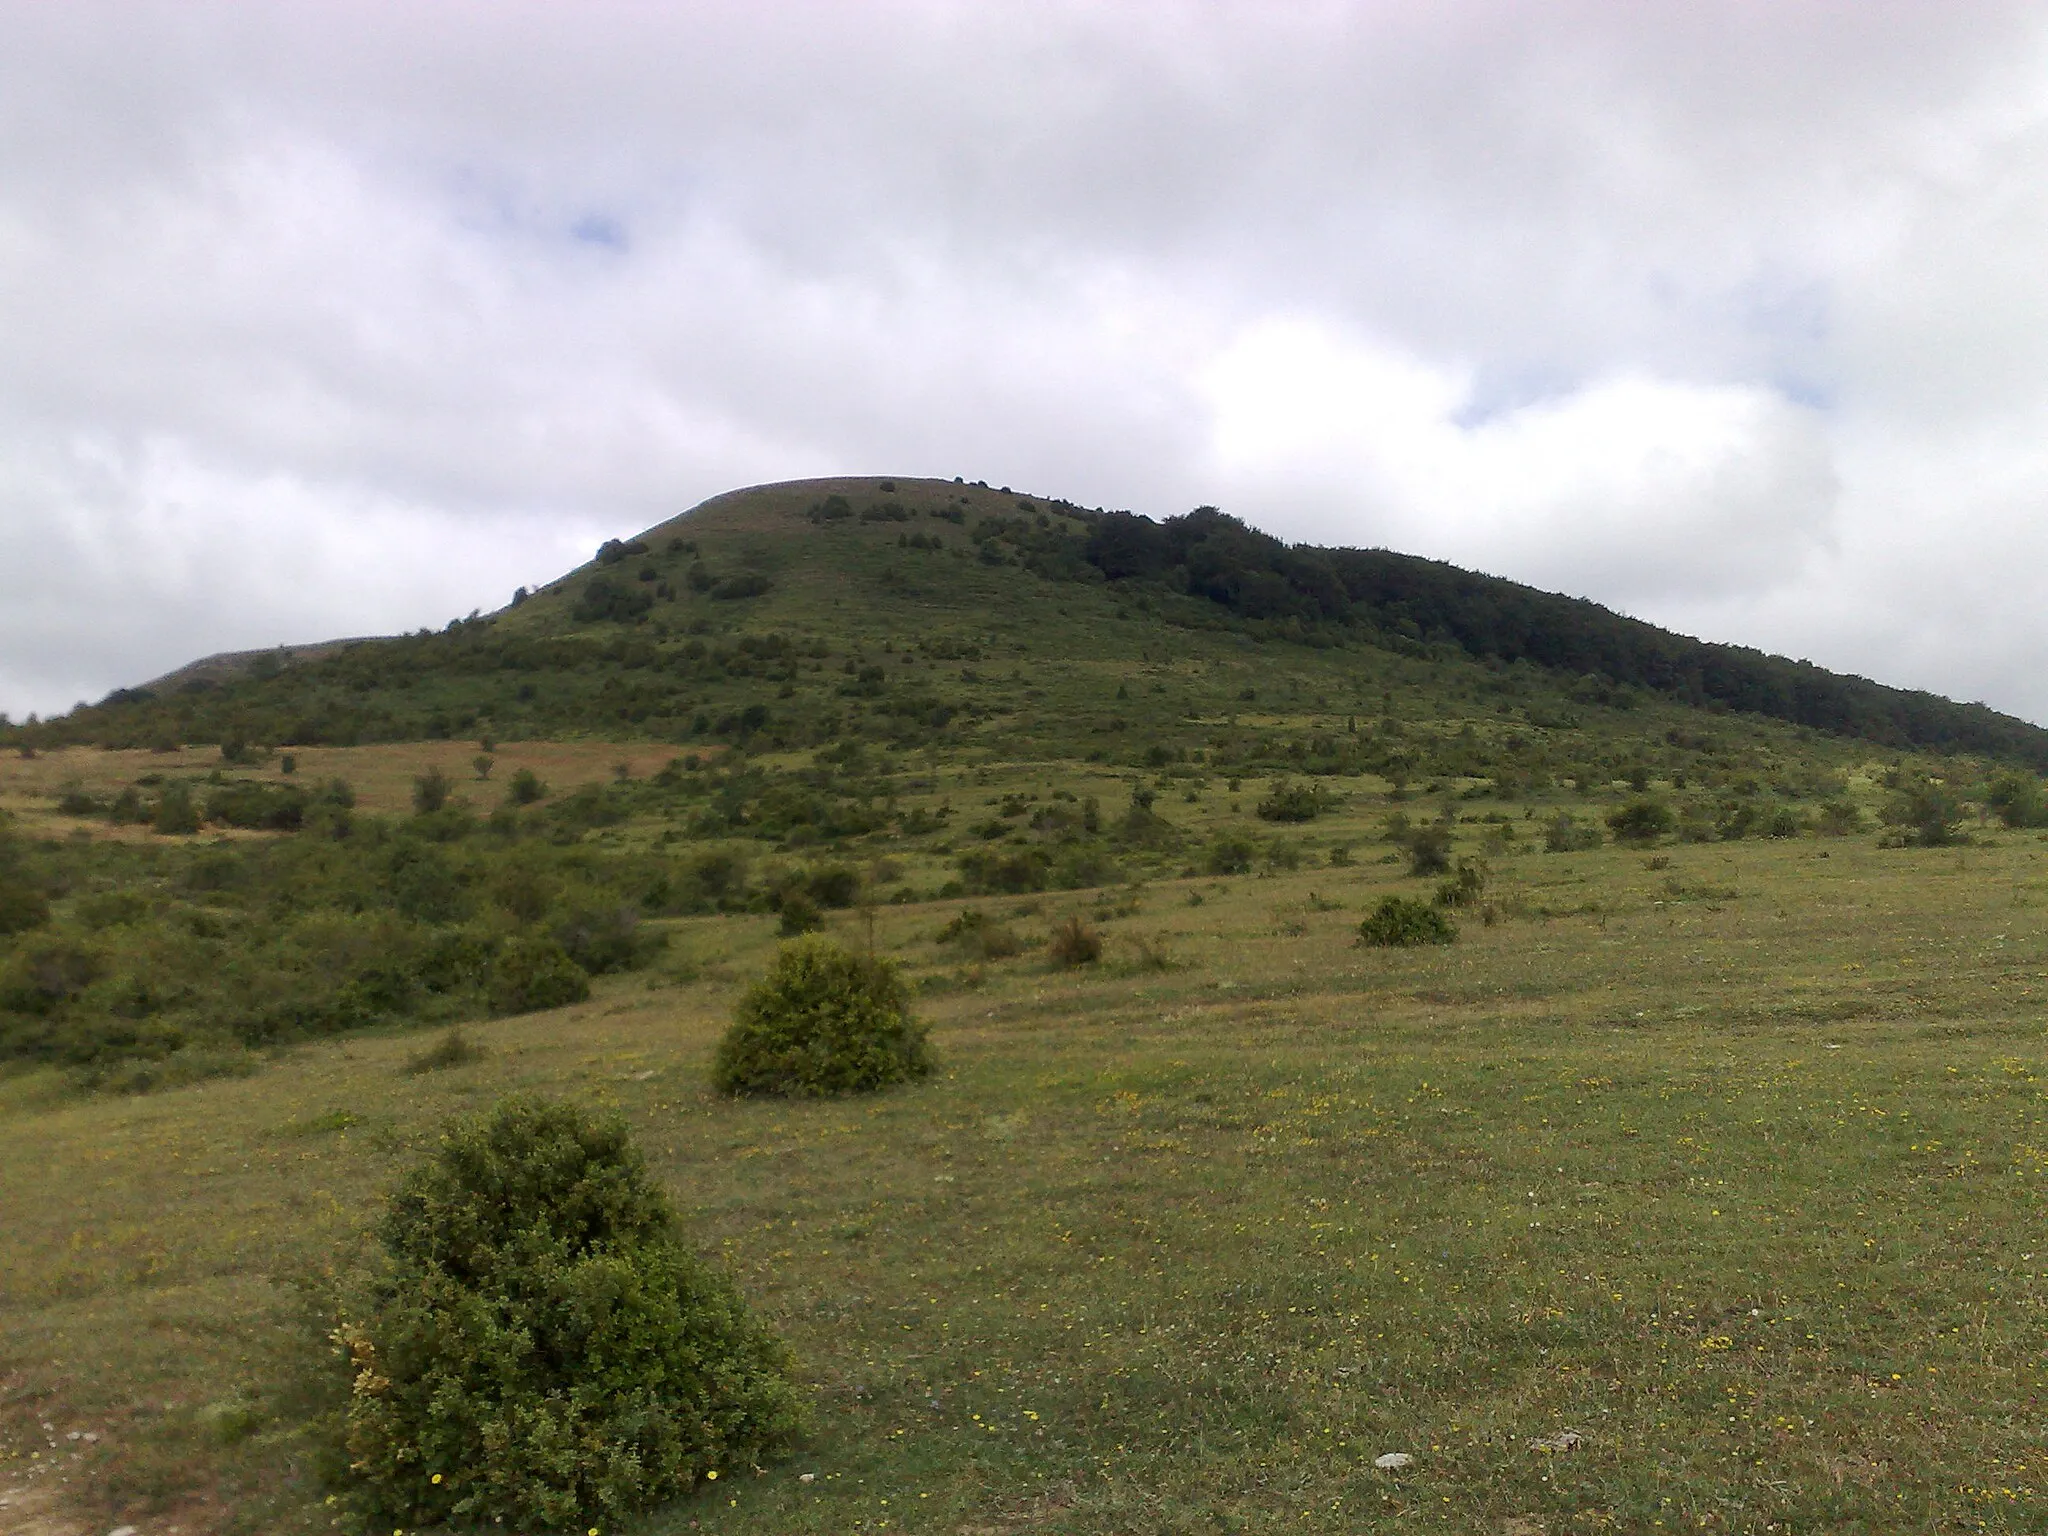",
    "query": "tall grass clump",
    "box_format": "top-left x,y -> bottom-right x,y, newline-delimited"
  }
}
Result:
1047,915 -> 1104,966
714,936 -> 932,1097
324,1097 -> 806,1533
401,1025 -> 486,1075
